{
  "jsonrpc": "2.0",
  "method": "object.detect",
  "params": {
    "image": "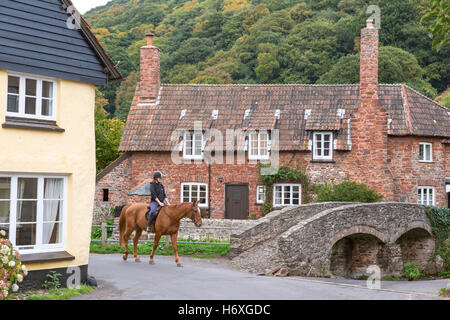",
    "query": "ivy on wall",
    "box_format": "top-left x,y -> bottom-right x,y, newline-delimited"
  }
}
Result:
258,164 -> 310,216
425,206 -> 450,271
